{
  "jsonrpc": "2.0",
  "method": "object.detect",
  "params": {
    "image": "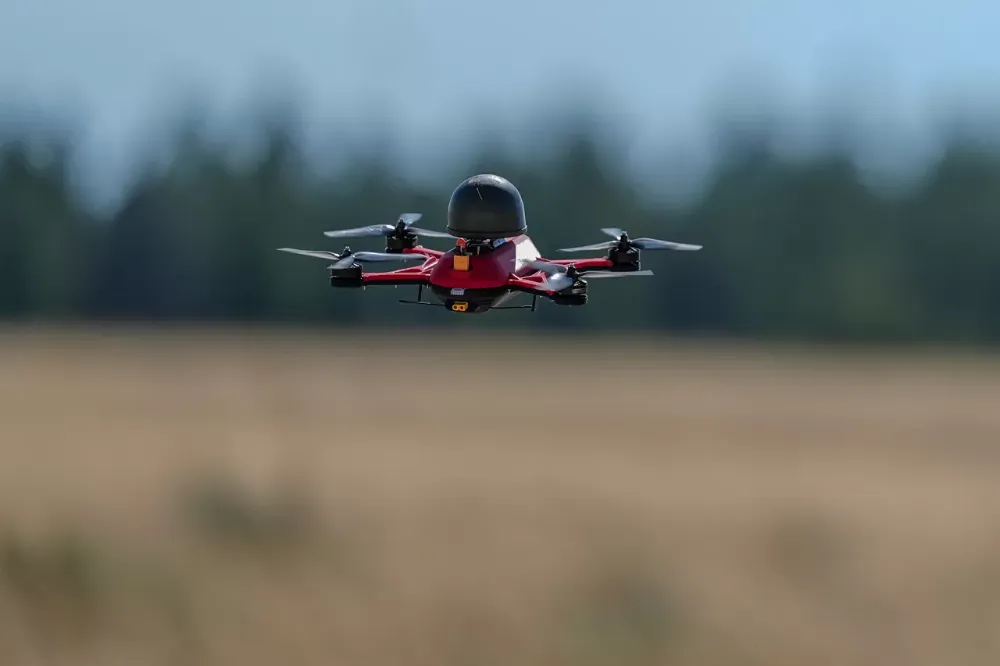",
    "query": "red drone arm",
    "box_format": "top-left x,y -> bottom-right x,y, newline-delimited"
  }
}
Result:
507,256 -> 617,293
540,257 -> 616,270
357,247 -> 440,286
